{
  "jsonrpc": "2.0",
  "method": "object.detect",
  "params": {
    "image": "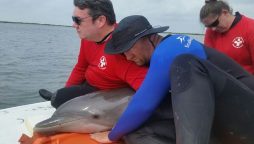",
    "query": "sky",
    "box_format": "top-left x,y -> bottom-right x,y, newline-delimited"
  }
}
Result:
0,0 -> 253,34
